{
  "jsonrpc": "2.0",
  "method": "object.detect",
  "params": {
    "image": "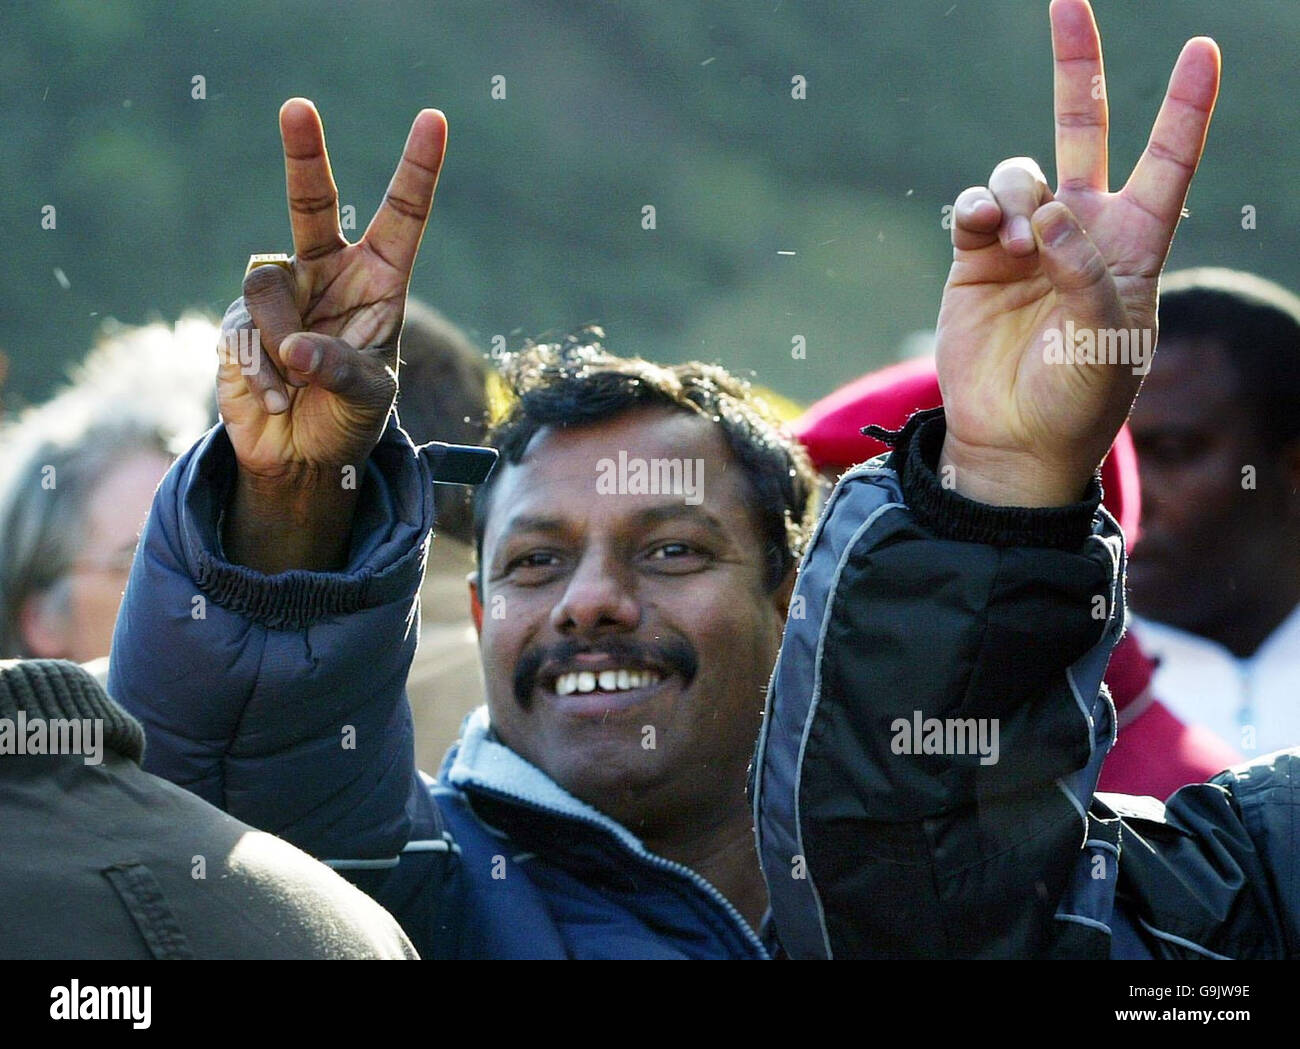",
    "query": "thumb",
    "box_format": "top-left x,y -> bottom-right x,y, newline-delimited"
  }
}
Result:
1031,201 -> 1124,329
281,332 -> 396,407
